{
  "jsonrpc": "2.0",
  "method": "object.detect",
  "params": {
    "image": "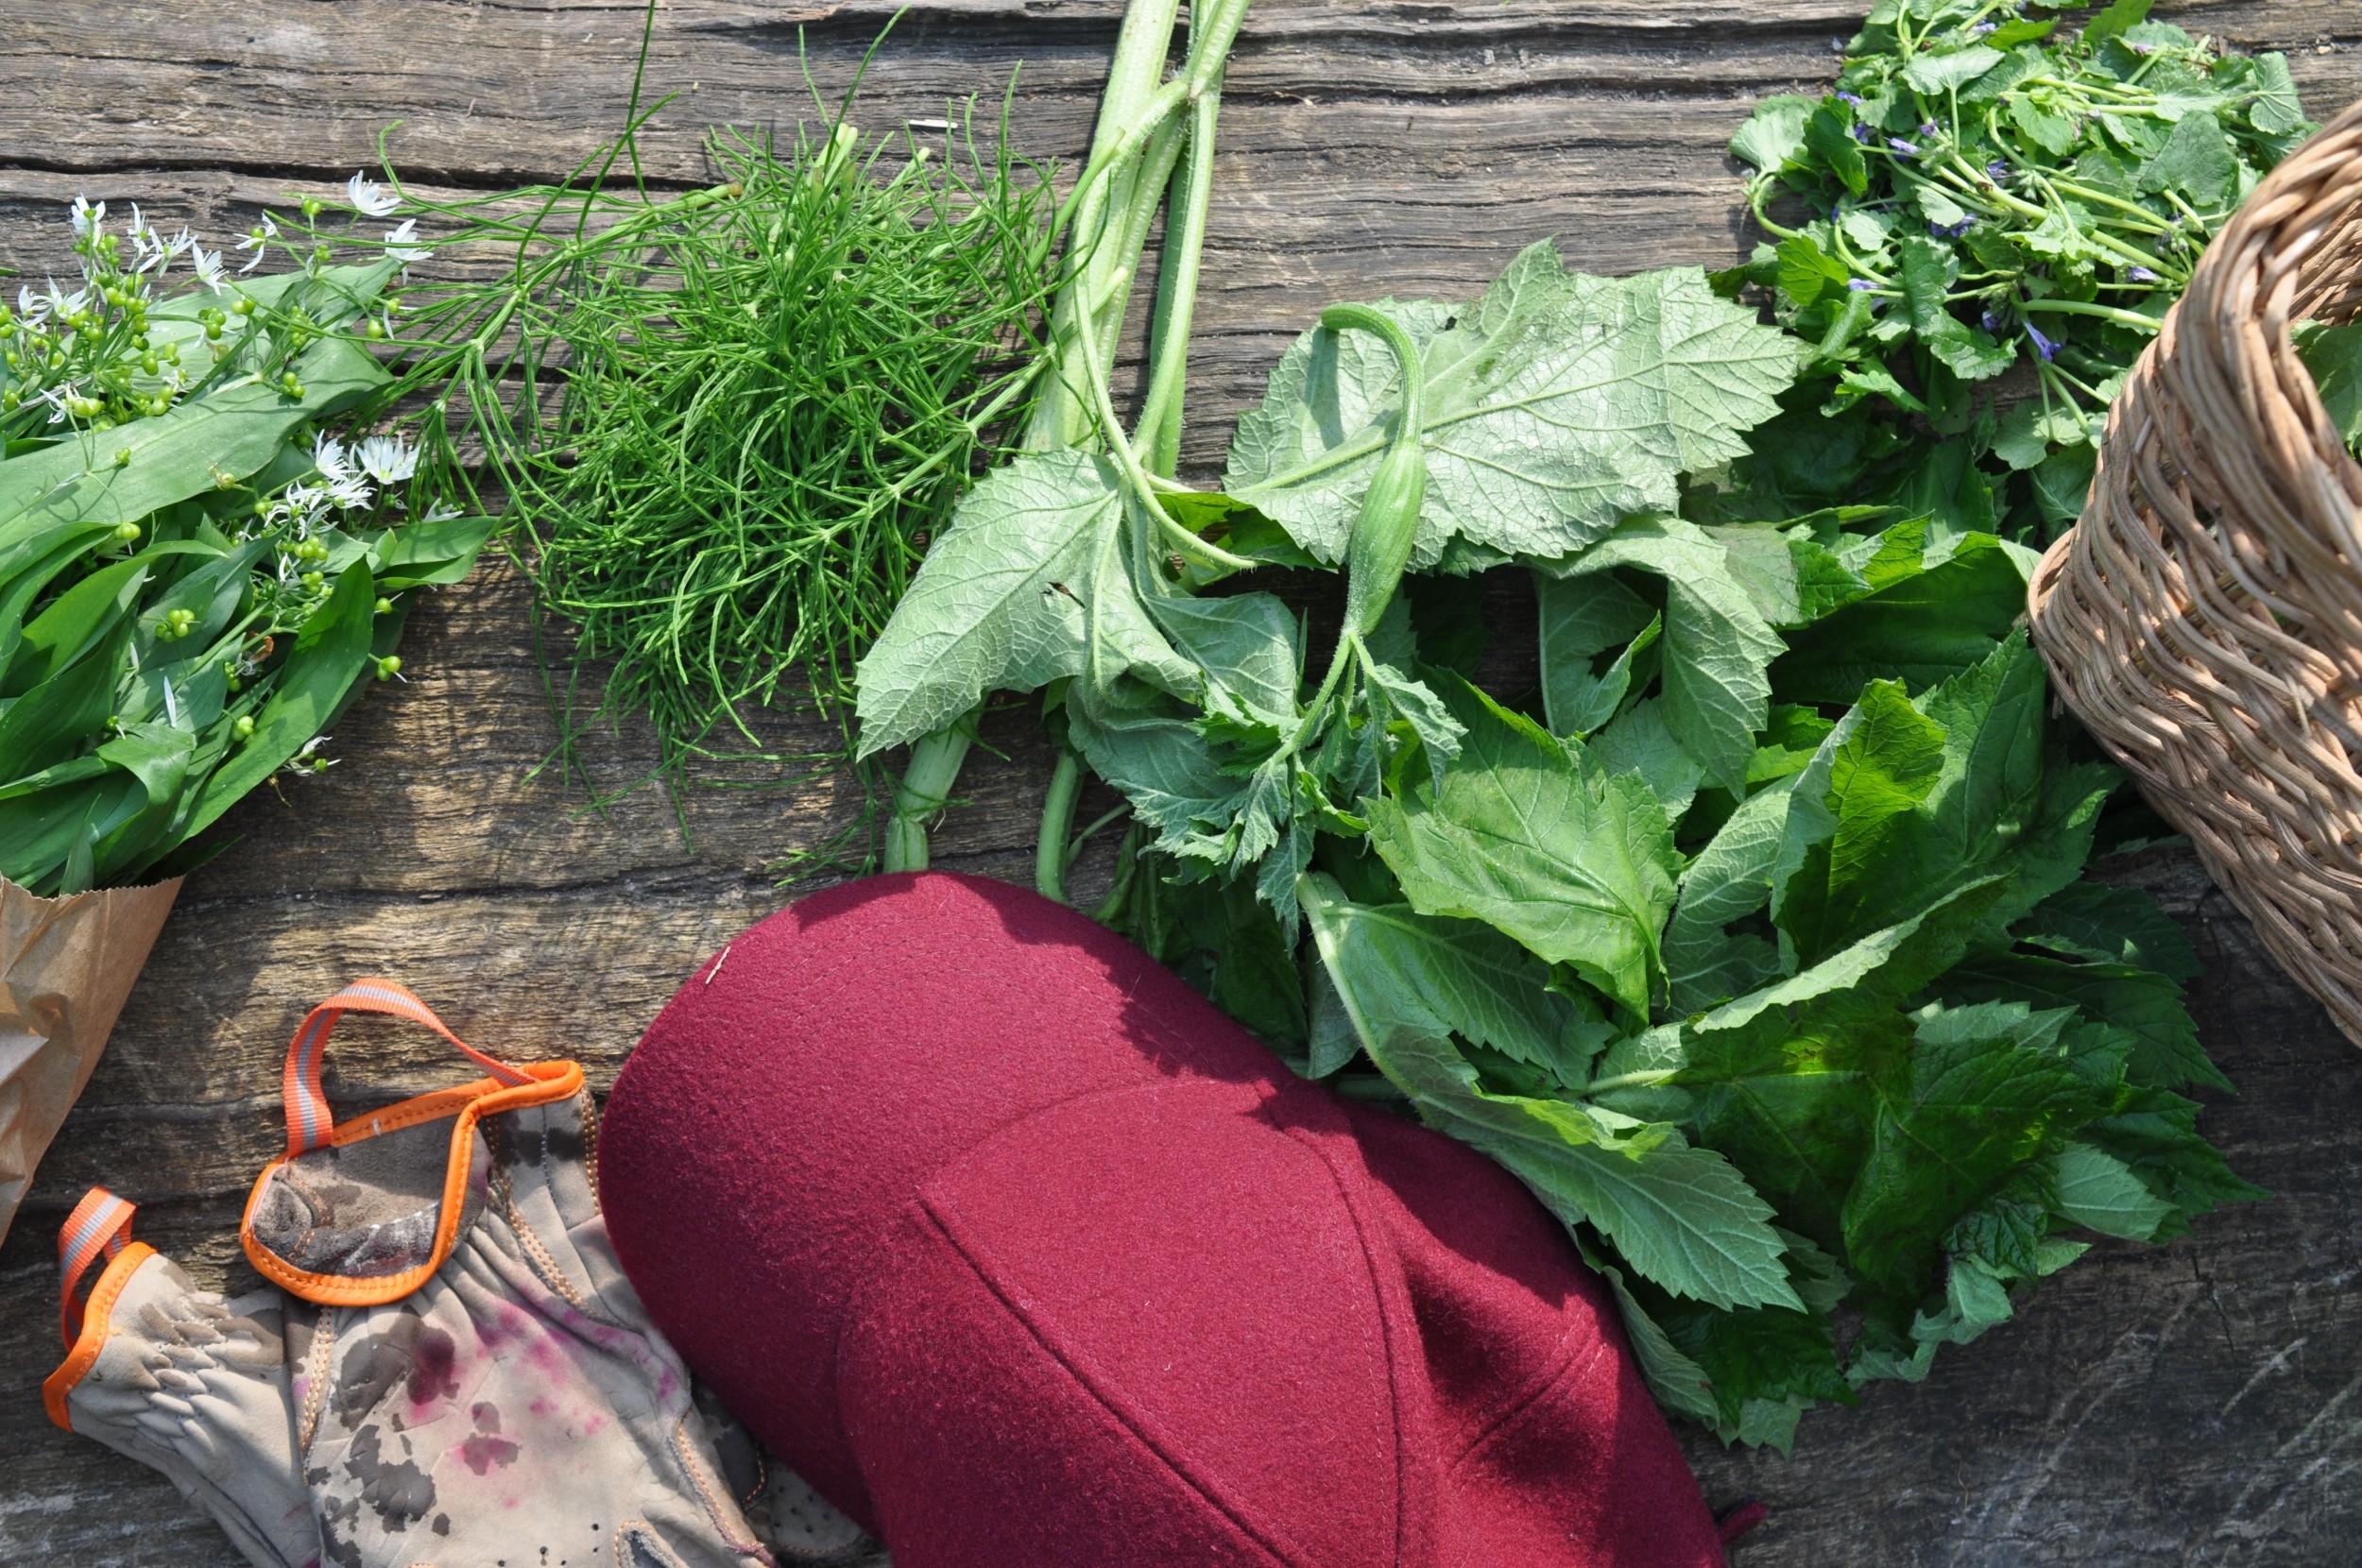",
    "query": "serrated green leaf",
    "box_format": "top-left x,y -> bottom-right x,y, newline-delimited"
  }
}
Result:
1666,777 -> 1795,1014
1771,533 -> 2026,704
1303,874 -> 1799,1311
1226,253 -> 1795,568
1546,515 -> 1787,791
2050,1142 -> 2173,1240
1841,999 -> 2111,1304
1366,680 -> 1680,1016
1938,949 -> 2226,1091
855,452 -> 1191,756
2013,880 -> 2200,980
